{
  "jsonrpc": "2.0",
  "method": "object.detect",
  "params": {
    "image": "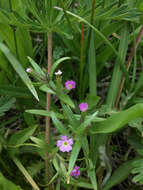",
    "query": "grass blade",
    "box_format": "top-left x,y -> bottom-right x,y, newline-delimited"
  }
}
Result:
12,157 -> 40,190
